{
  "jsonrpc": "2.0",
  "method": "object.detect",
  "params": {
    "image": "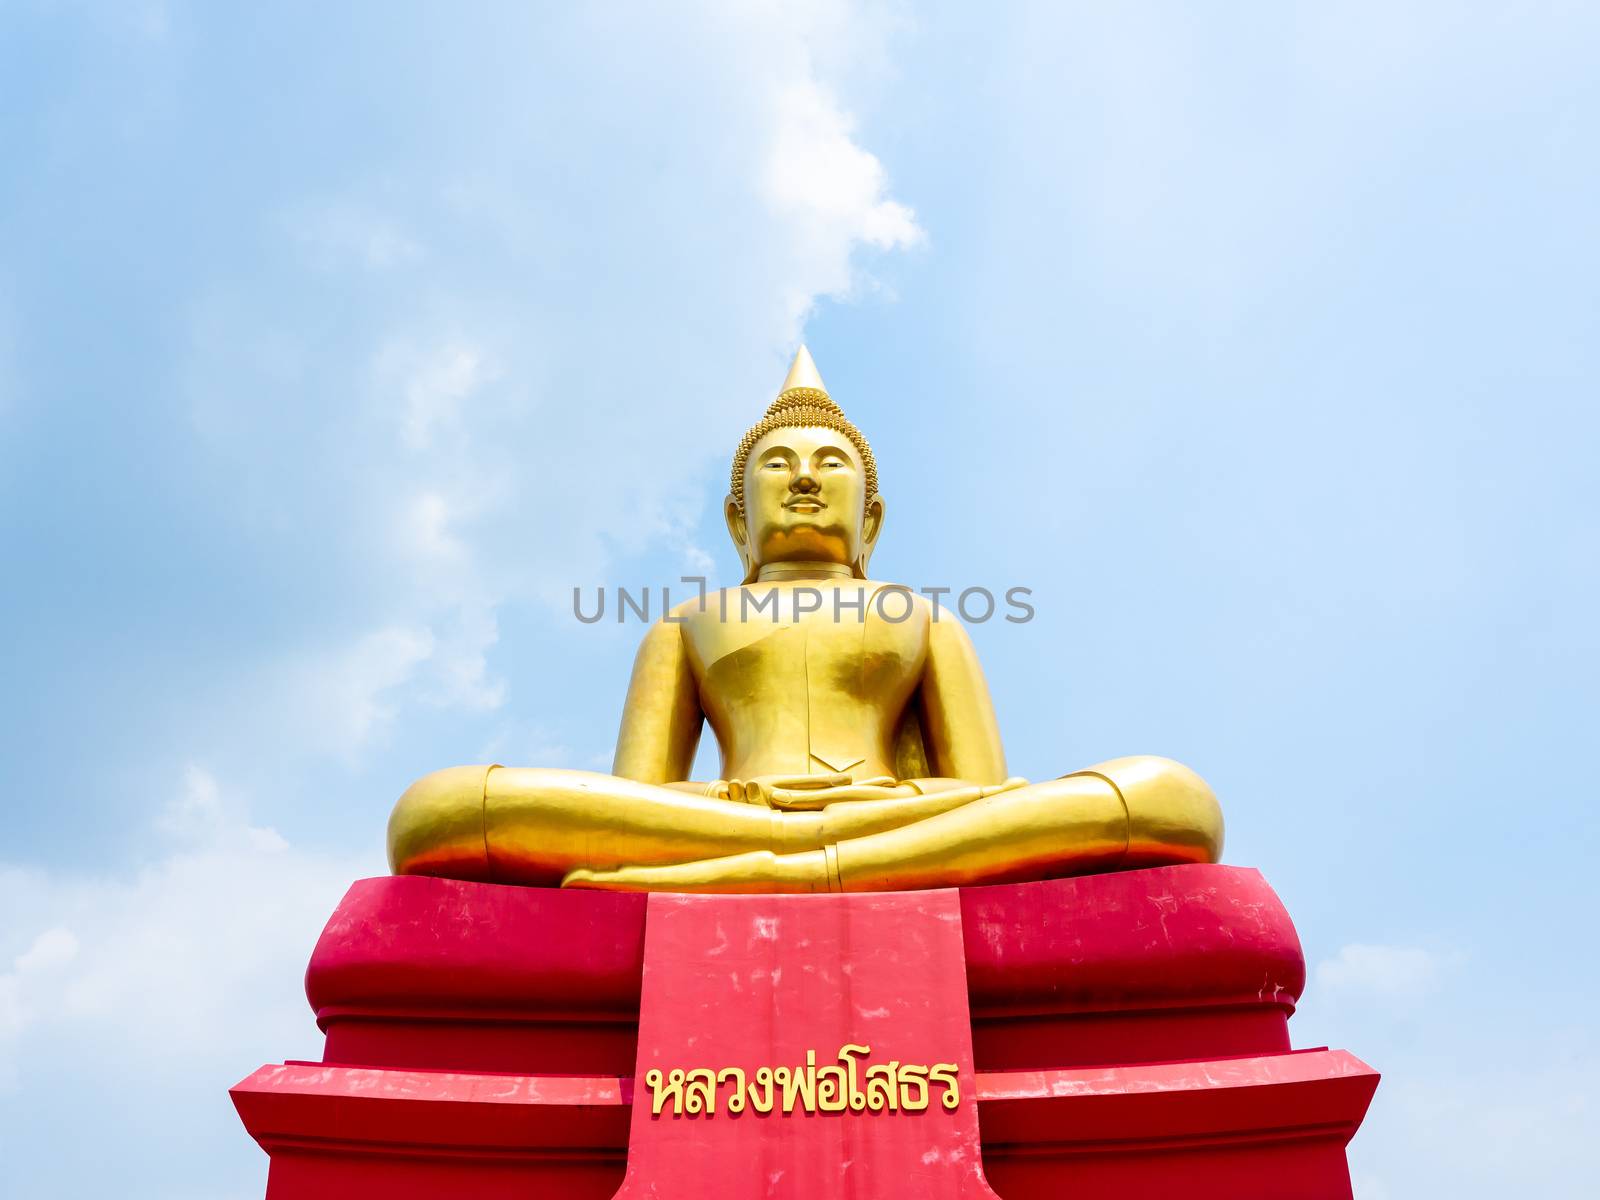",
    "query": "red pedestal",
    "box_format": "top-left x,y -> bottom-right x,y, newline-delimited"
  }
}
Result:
232,865 -> 1377,1198
615,890 -> 997,1198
